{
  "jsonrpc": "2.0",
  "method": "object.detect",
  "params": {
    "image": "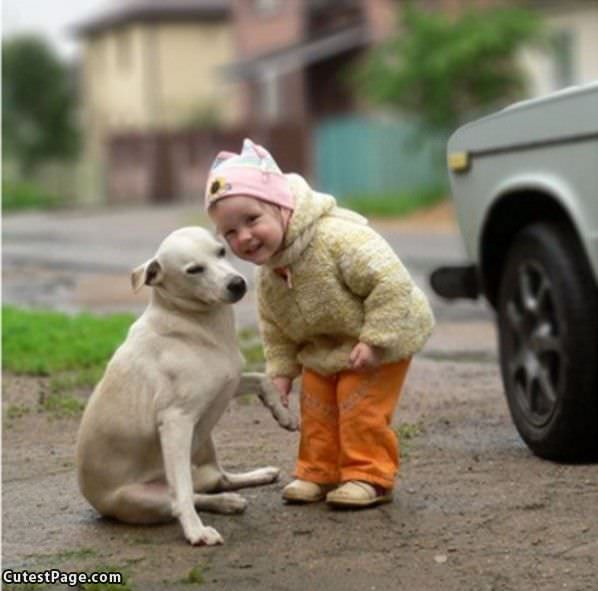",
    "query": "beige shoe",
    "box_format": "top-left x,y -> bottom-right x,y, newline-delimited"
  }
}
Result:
326,481 -> 393,508
282,479 -> 332,503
